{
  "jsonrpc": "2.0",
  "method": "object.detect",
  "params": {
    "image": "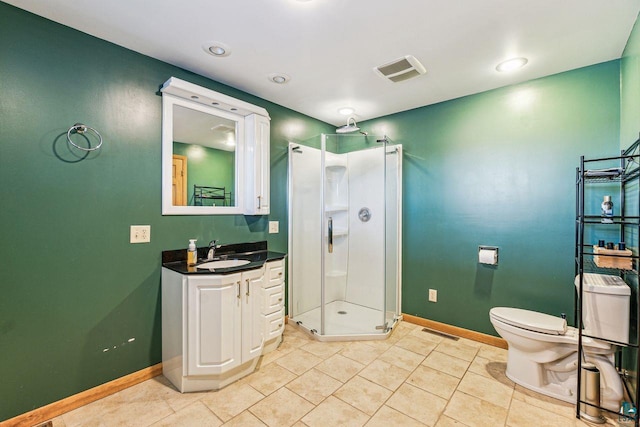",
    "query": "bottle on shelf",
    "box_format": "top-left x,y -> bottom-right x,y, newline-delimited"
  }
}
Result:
601,195 -> 613,223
